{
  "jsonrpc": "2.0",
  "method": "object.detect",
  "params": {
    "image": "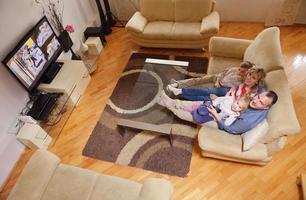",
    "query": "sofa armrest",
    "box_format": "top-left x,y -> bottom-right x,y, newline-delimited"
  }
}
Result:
209,37 -> 252,59
265,136 -> 287,156
138,178 -> 173,200
8,150 -> 60,200
200,11 -> 219,35
198,126 -> 269,161
263,70 -> 301,142
125,12 -> 148,33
